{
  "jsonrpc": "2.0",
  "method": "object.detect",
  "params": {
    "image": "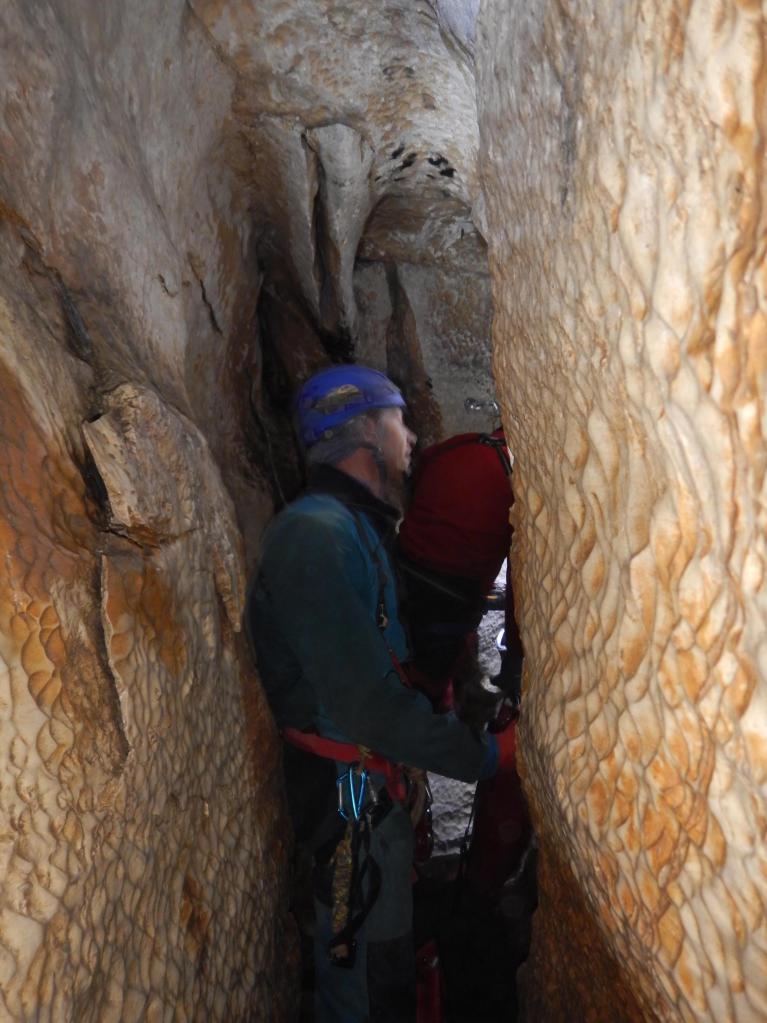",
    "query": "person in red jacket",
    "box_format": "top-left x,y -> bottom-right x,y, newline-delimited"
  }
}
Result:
397,429 -> 523,715
398,425 -> 531,902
